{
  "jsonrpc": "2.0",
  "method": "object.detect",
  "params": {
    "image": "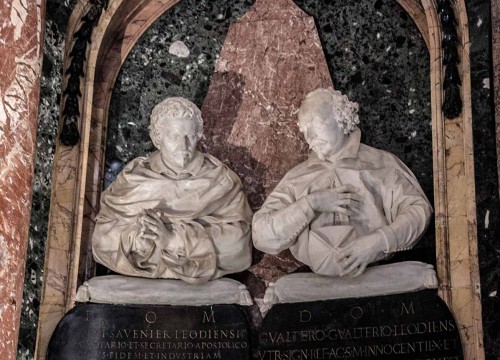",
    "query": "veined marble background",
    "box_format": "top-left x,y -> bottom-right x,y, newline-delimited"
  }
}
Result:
18,0 -> 498,359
